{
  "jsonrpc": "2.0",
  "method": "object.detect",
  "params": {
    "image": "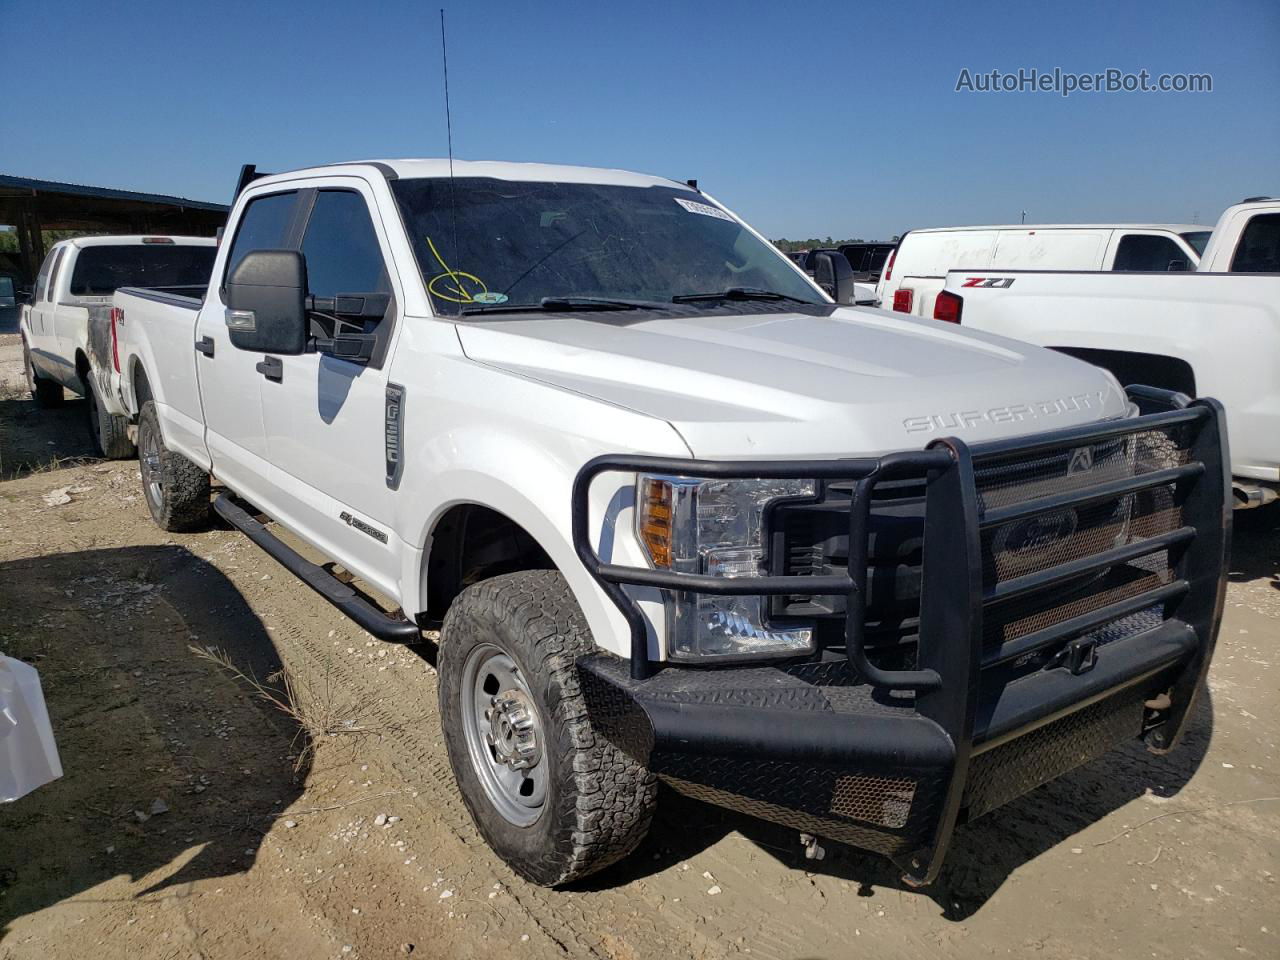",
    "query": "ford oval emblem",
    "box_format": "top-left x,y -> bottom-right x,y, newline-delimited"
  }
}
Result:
997,509 -> 1079,556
